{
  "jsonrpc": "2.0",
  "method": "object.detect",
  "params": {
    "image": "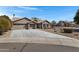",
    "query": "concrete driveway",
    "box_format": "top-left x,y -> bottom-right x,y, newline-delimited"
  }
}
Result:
0,29 -> 79,52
